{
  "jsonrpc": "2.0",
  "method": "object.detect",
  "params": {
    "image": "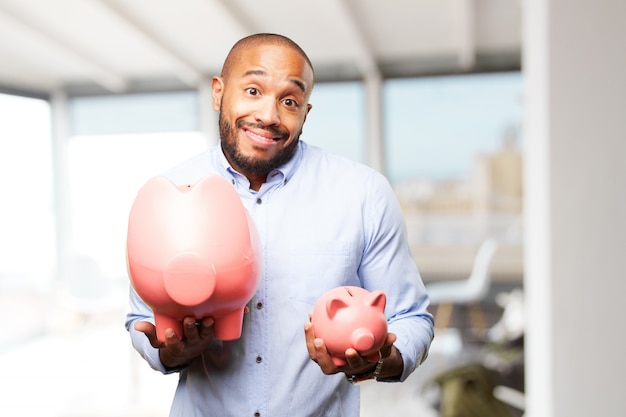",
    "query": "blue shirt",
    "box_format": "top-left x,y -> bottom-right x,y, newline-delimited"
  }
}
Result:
126,141 -> 434,417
